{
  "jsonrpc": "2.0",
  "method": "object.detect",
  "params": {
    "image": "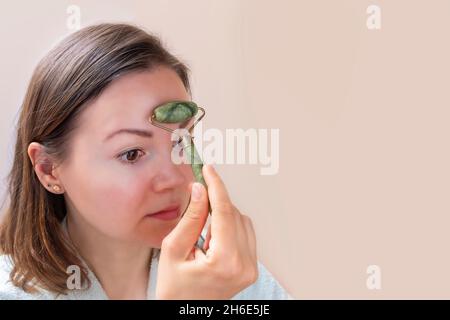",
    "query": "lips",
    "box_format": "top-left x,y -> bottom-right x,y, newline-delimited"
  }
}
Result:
146,204 -> 180,221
